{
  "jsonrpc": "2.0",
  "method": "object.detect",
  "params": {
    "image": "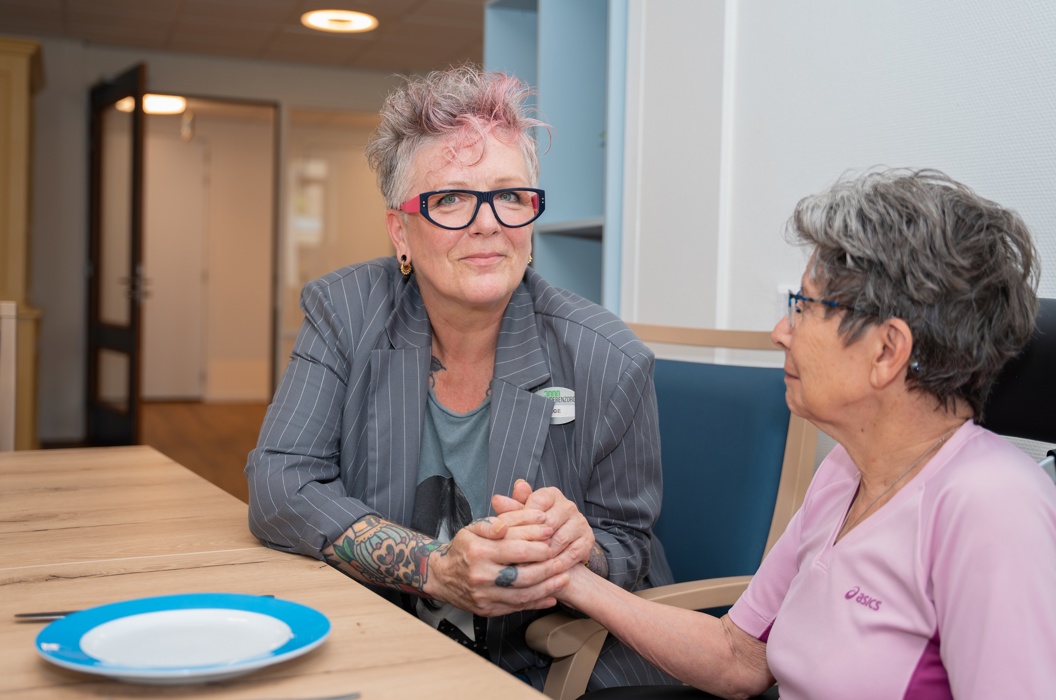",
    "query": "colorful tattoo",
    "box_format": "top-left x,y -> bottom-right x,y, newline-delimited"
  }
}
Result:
326,515 -> 446,594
